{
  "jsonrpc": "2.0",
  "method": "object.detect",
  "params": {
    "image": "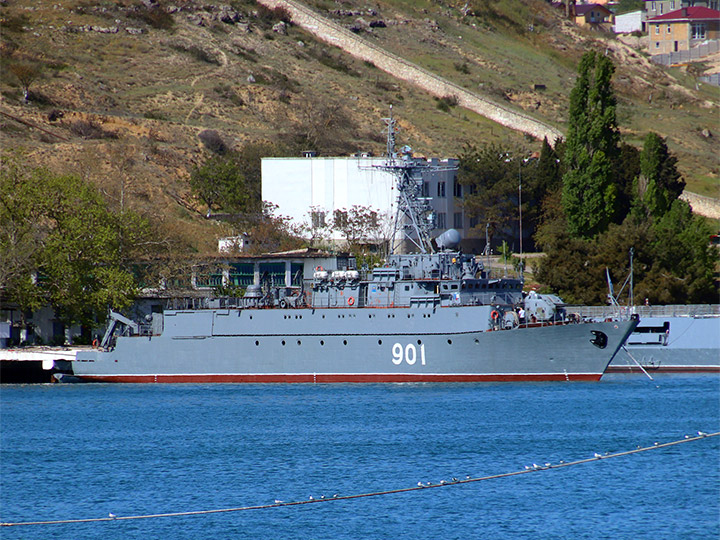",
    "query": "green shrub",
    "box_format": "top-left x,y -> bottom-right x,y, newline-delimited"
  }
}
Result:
129,5 -> 176,31
435,95 -> 459,112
